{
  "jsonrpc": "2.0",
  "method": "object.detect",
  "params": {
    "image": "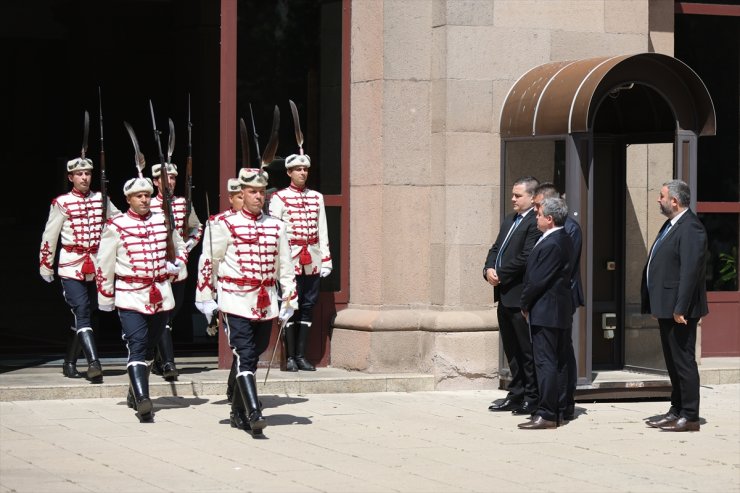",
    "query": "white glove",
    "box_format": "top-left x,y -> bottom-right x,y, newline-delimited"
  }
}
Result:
41,274 -> 54,283
279,305 -> 294,325
320,266 -> 332,278
99,303 -> 115,312
184,239 -> 195,252
165,260 -> 182,275
196,300 -> 219,323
